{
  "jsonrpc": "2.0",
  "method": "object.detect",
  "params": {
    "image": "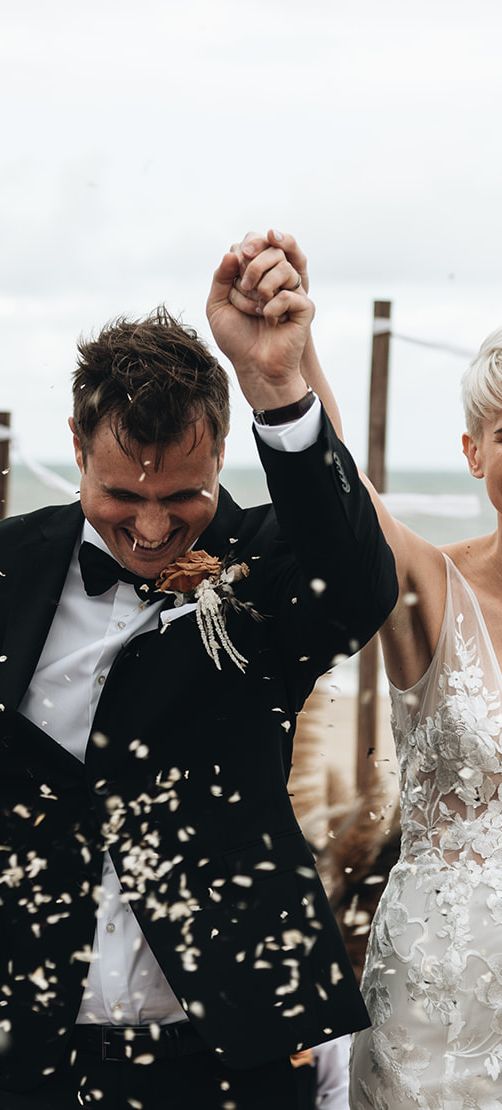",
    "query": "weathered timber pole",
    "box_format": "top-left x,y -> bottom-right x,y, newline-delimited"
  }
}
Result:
0,413 -> 11,521
356,302 -> 392,792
